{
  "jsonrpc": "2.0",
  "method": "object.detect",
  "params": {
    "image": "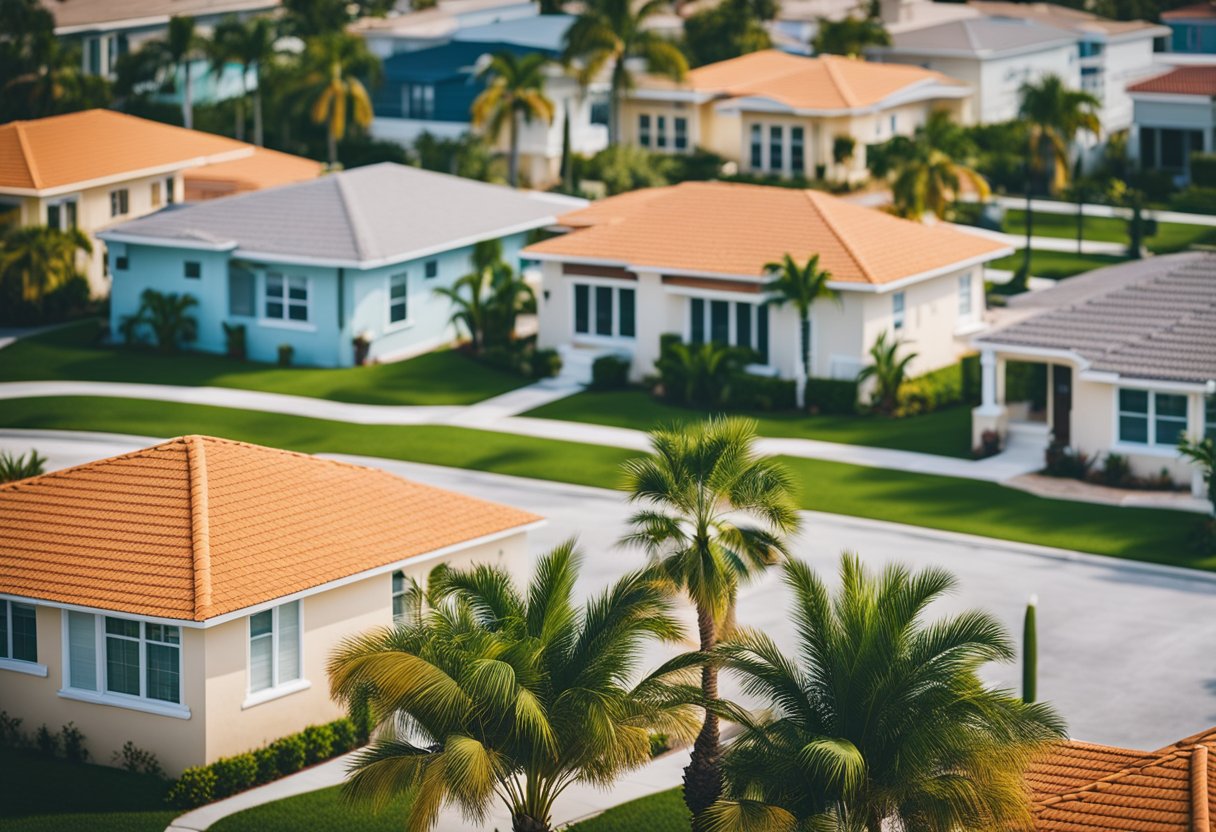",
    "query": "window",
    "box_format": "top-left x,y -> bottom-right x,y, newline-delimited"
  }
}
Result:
391,571 -> 418,624
769,125 -> 784,172
424,259 -> 438,279
403,84 -> 435,119
1206,395 -> 1215,441
889,114 -> 897,135
689,298 -> 769,364
65,615 -> 182,704
656,115 -> 668,149
116,255 -> 129,271
572,282 -> 635,339
165,176 -> 176,205
958,273 -> 973,319
1118,389 -> 1189,447
152,181 -> 162,207
46,199 -> 77,230
0,600 -> 37,664
249,601 -> 301,694
790,127 -> 805,174
184,261 -> 201,279
110,189 -> 129,217
639,114 -> 652,147
265,273 -> 308,322
228,263 -> 255,316
389,273 -> 408,324
750,124 -> 763,169
892,291 -> 906,331
674,117 -> 688,151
